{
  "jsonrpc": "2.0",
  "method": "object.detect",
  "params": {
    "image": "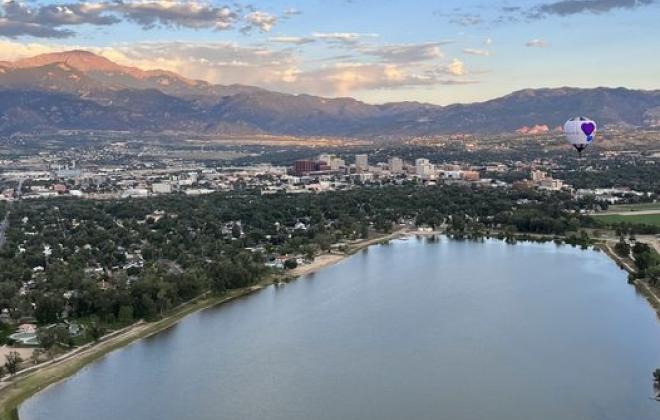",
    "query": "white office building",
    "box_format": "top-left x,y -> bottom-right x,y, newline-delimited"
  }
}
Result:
415,158 -> 434,178
355,154 -> 369,171
319,154 -> 346,170
329,158 -> 345,170
388,157 -> 404,174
